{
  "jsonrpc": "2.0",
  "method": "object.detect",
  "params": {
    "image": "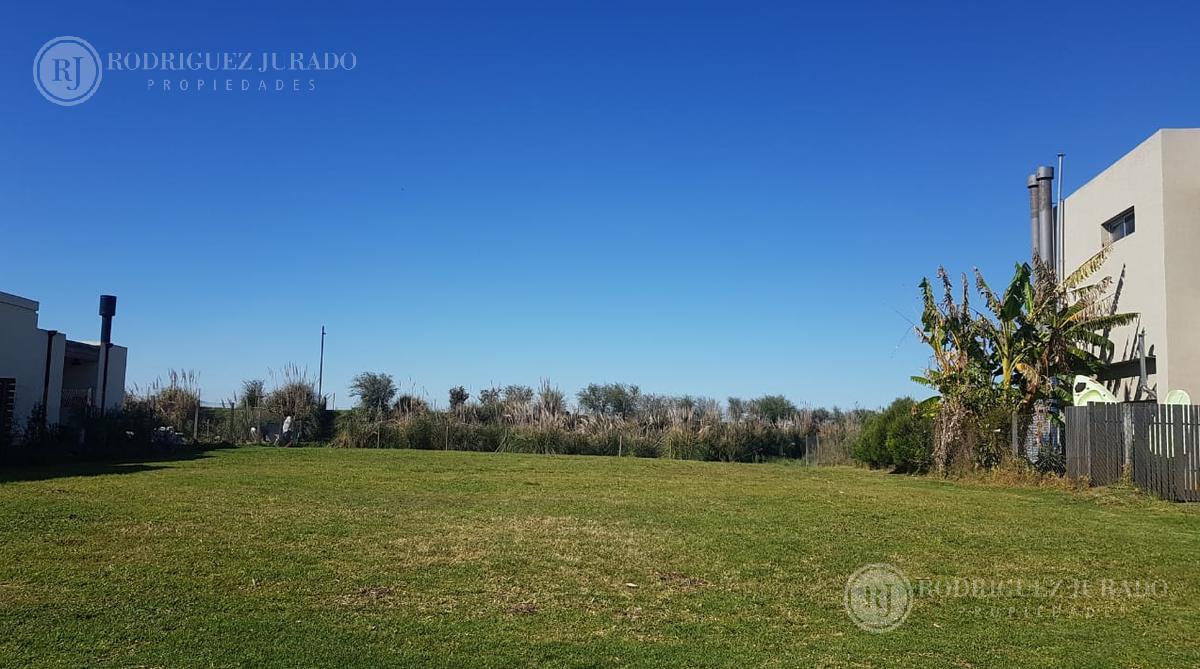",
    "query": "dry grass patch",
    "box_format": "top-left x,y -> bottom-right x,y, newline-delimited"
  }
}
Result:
335,586 -> 397,608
